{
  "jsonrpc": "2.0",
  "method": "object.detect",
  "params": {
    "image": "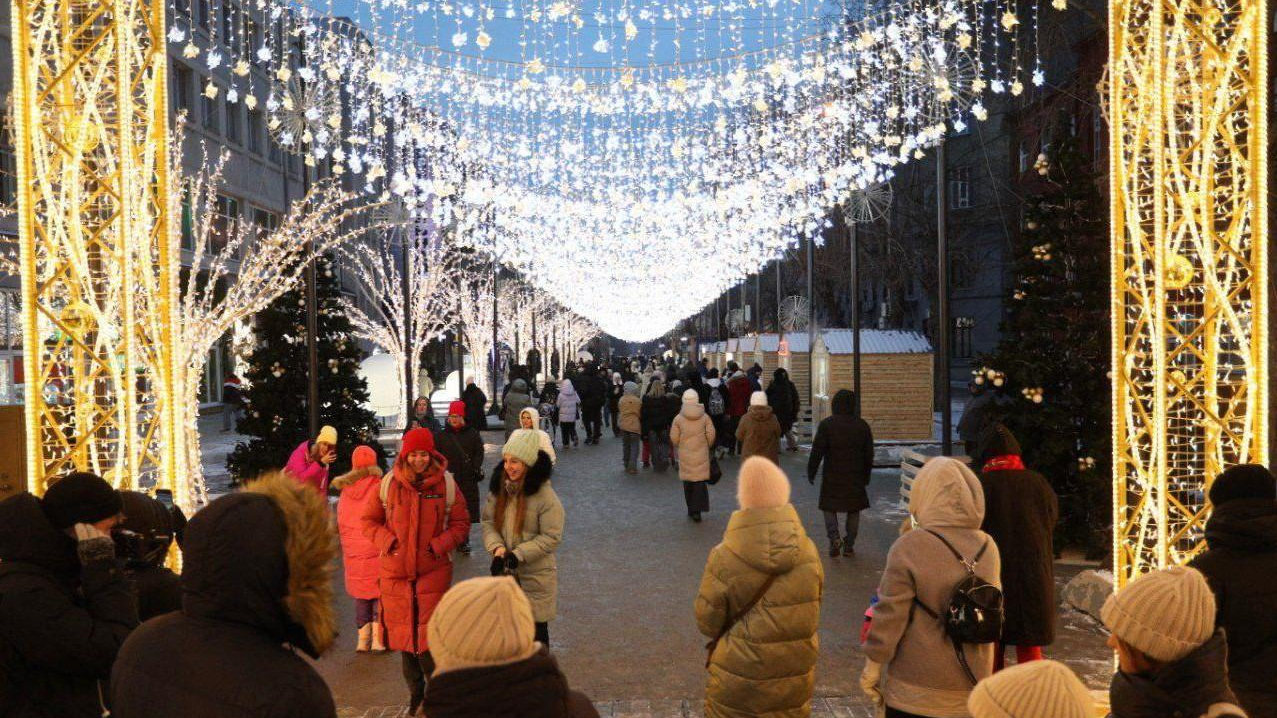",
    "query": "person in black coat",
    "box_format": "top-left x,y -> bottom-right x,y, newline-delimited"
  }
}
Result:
807,389 -> 874,557
0,473 -> 137,718
115,491 -> 182,622
462,379 -> 489,432
606,373 -> 624,437
434,401 -> 487,554
976,423 -> 1058,668
110,472 -> 338,718
765,368 -> 801,452
1188,463 -> 1277,718
578,371 -> 607,444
